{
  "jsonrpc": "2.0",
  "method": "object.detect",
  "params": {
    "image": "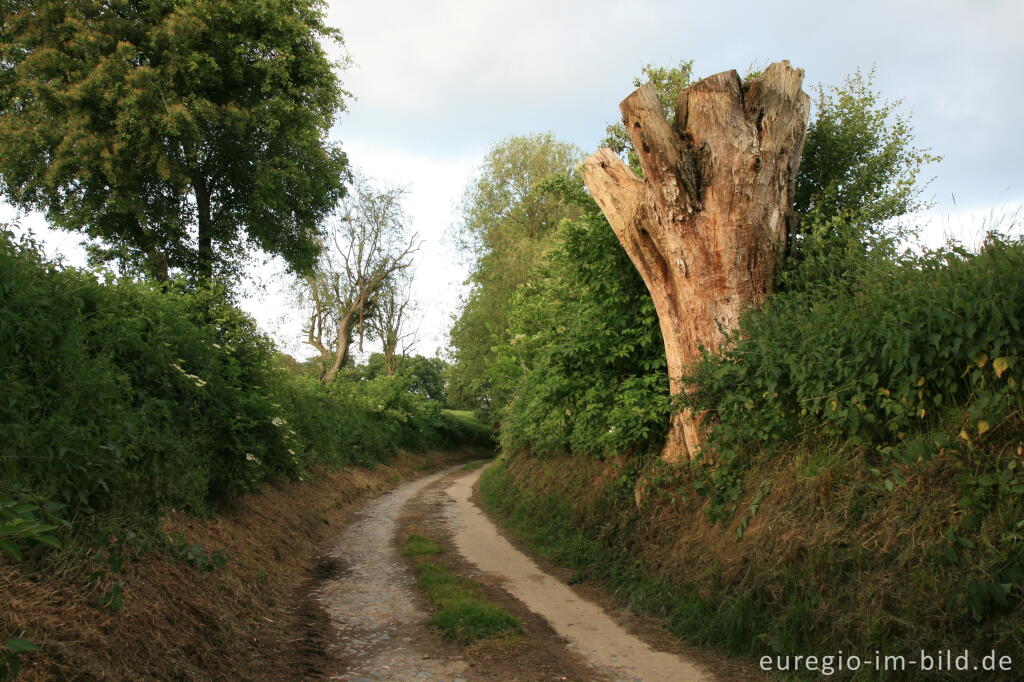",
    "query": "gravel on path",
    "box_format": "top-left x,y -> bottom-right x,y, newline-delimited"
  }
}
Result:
315,468 -> 470,682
